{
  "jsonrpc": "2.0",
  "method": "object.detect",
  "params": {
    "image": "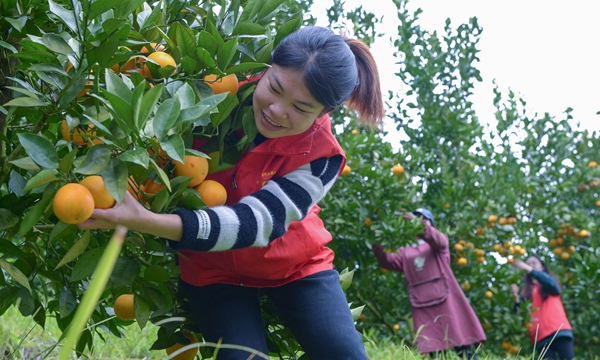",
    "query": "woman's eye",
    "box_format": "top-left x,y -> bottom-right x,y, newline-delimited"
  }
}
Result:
269,84 -> 280,94
294,106 -> 308,113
